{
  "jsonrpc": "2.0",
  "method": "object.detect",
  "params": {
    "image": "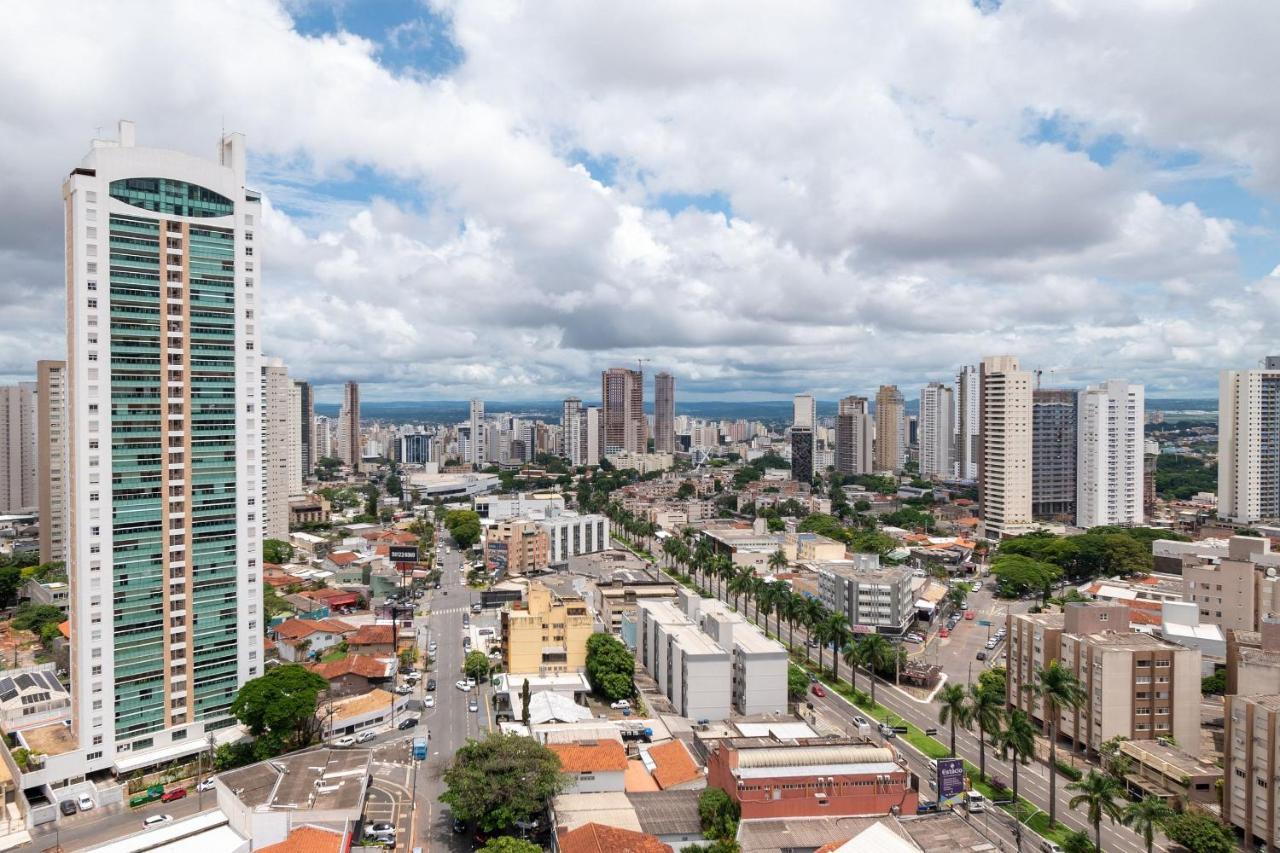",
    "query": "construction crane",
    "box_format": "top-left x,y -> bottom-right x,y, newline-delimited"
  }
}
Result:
636,357 -> 650,376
